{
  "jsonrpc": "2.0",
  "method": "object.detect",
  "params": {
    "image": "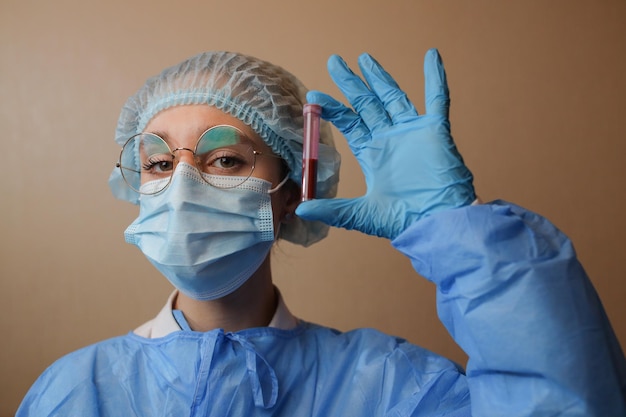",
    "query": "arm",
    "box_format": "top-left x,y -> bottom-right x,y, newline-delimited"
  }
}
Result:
393,200 -> 626,416
296,49 -> 626,416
